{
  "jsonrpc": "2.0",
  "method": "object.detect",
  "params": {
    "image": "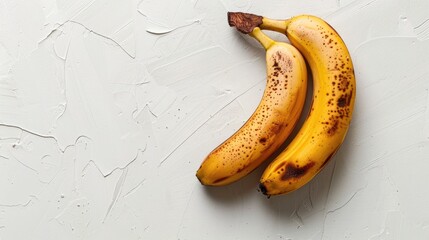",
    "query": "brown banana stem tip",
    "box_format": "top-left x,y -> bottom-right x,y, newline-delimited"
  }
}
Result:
227,12 -> 263,34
